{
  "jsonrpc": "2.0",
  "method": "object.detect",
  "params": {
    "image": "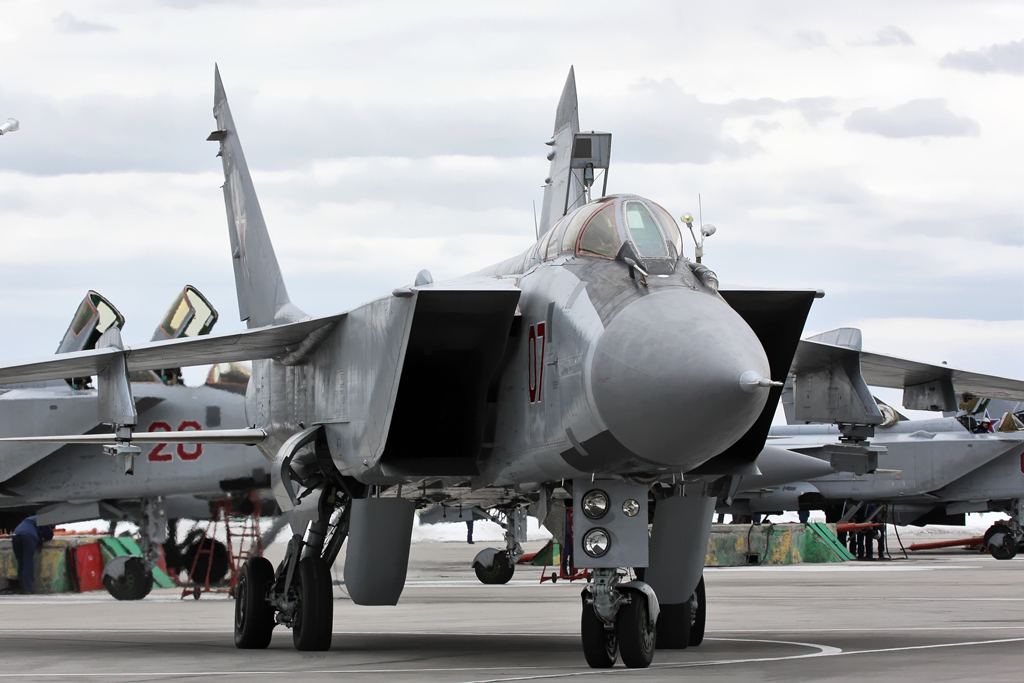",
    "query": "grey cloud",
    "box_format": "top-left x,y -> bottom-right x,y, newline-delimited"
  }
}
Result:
850,26 -> 914,47
0,77 -> 799,174
845,99 -> 979,138
751,120 -> 780,133
790,97 -> 841,125
53,11 -> 116,33
589,79 -> 767,164
796,30 -> 829,49
0,90 -> 211,174
941,40 -> 1023,75
157,0 -> 255,8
